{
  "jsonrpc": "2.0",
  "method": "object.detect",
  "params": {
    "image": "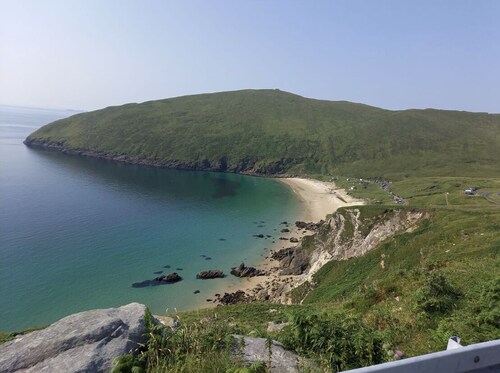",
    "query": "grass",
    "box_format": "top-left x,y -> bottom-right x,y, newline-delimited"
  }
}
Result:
26,89 -> 500,179
301,203 -> 500,355
0,325 -> 47,345
138,180 -> 497,370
